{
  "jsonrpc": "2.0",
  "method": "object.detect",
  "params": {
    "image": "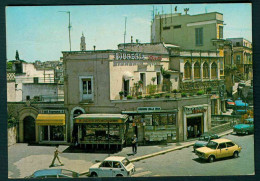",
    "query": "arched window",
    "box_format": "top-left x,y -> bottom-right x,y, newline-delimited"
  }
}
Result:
194,62 -> 200,79
211,62 -> 217,79
184,62 -> 191,79
203,62 -> 209,78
